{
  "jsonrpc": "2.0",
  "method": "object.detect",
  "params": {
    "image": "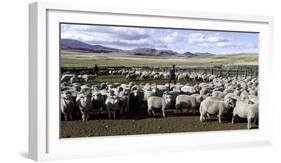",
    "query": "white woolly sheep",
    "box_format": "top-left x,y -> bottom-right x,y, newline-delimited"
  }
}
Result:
147,94 -> 173,118
119,89 -> 131,114
248,95 -> 259,104
61,74 -> 73,83
144,90 -> 155,102
181,85 -> 196,95
212,91 -> 225,98
82,74 -> 96,82
199,97 -> 236,123
126,74 -> 137,81
175,94 -> 204,115
232,100 -> 258,129
60,91 -> 75,121
240,91 -> 249,100
105,95 -> 120,119
76,92 -> 93,121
